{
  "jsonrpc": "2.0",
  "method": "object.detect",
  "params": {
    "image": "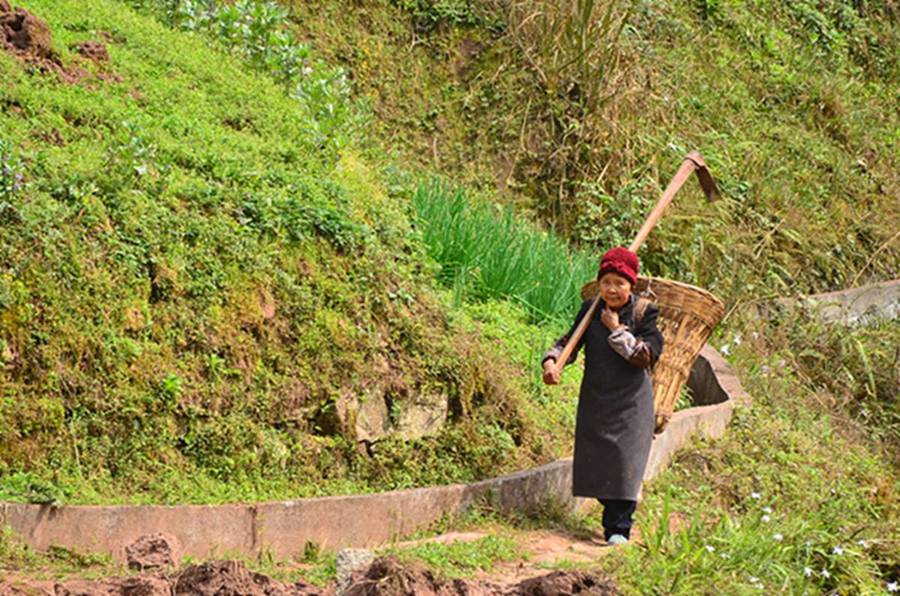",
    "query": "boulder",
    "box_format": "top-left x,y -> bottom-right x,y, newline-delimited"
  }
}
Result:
396,392 -> 448,441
